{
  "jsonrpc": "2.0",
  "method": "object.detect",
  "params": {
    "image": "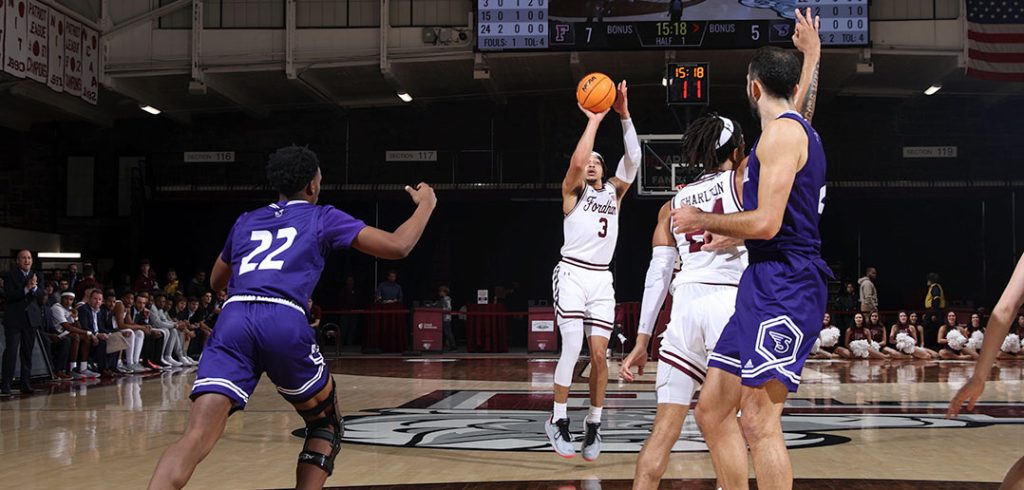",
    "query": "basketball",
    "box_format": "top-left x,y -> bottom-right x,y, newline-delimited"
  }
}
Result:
576,73 -> 616,113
